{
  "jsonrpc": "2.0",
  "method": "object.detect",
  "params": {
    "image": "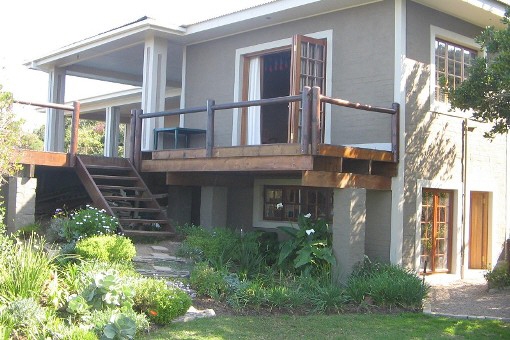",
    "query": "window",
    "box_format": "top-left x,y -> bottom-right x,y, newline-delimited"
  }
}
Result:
263,186 -> 333,222
434,39 -> 477,103
420,189 -> 453,273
